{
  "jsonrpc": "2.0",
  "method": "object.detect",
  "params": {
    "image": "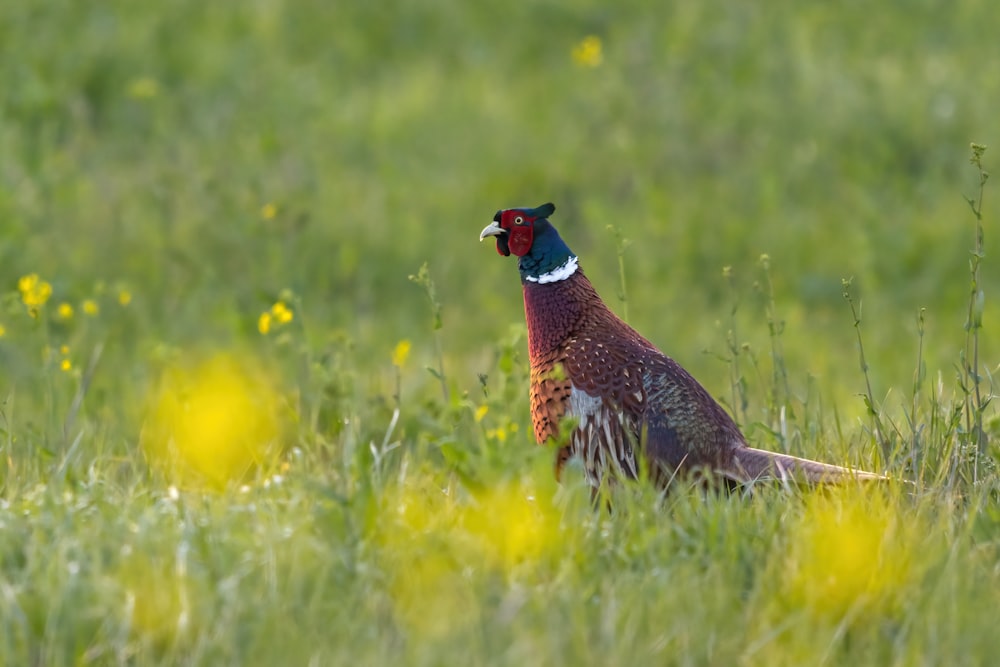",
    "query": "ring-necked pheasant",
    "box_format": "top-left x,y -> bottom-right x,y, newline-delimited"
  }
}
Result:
480,202 -> 884,488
